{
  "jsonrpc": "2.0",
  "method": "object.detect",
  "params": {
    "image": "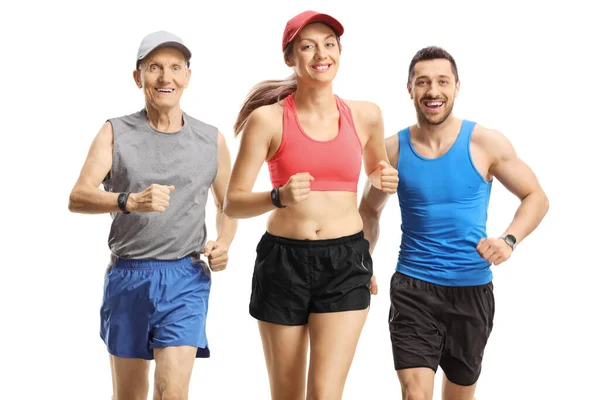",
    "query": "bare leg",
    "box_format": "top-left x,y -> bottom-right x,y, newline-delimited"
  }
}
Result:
109,355 -> 151,400
397,368 -> 435,400
258,321 -> 309,400
152,346 -> 197,400
306,309 -> 369,400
